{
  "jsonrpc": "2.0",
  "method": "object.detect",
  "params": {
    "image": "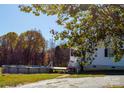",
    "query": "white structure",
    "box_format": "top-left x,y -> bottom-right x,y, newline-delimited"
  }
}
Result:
68,48 -> 124,71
